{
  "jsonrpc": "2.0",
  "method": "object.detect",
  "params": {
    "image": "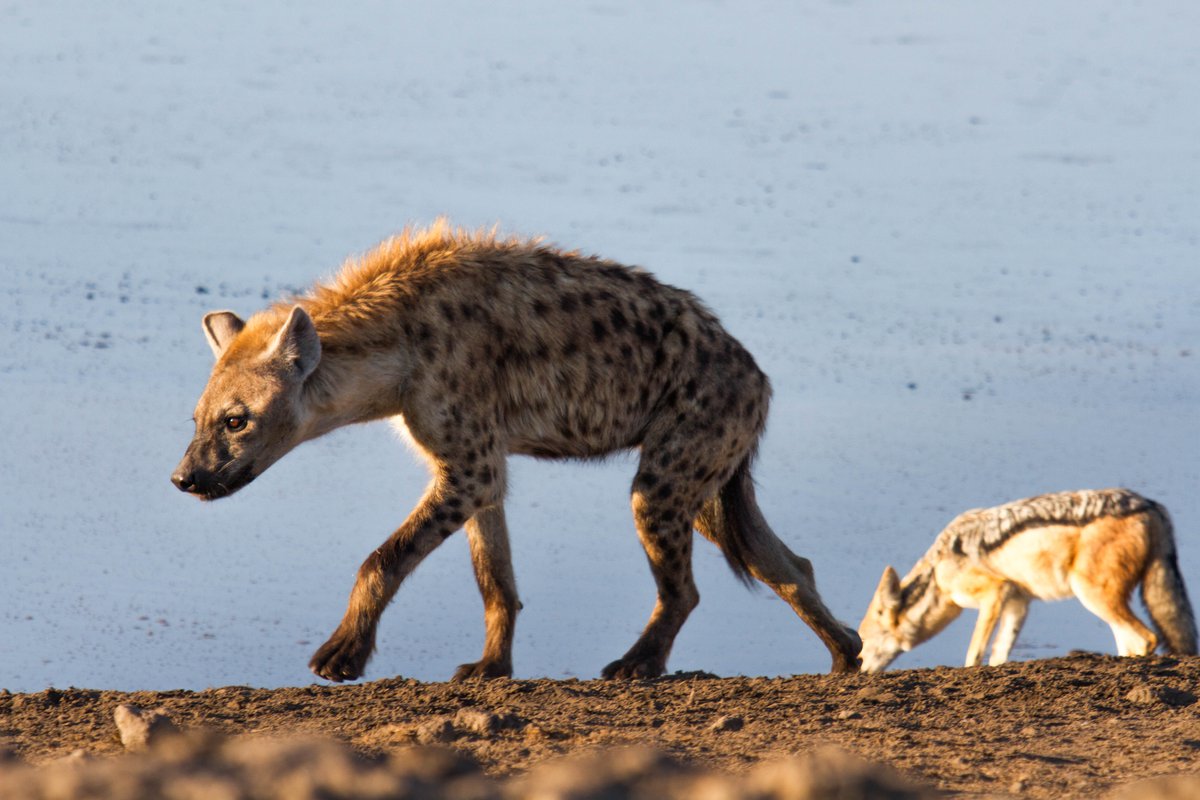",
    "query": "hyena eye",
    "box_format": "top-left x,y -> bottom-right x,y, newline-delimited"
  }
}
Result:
224,415 -> 247,432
